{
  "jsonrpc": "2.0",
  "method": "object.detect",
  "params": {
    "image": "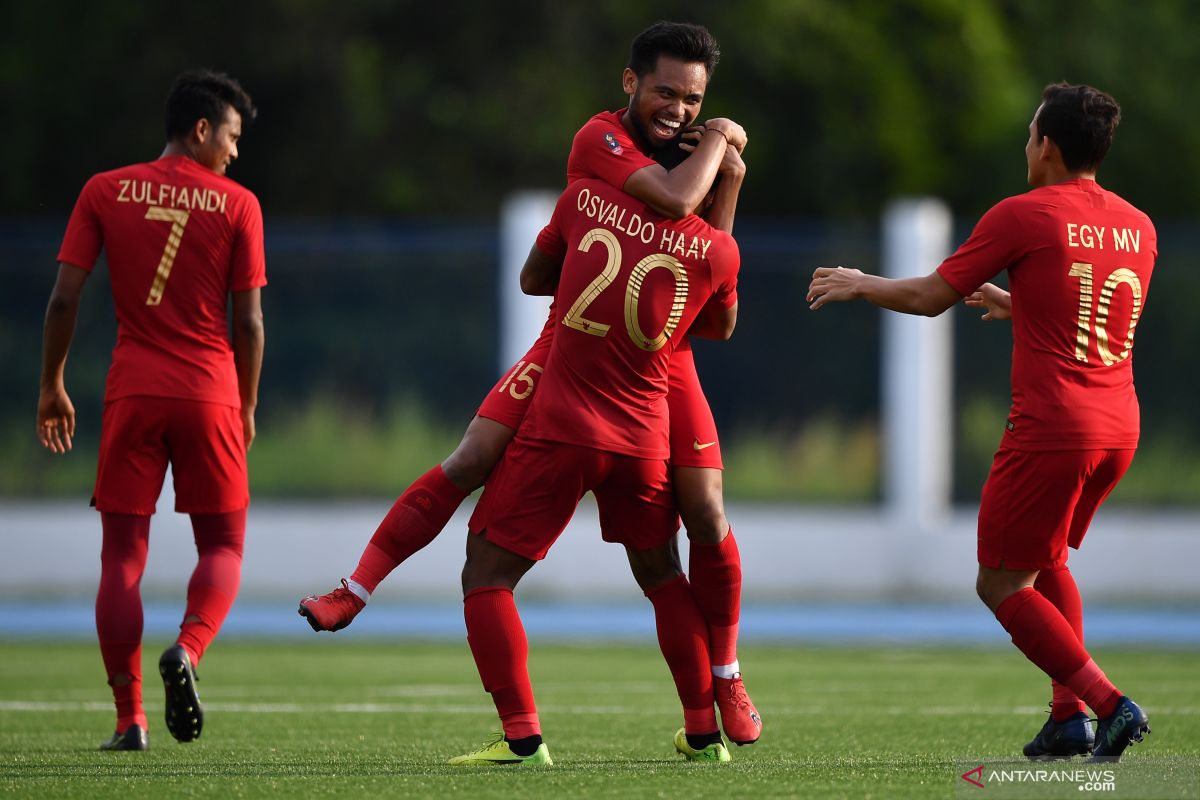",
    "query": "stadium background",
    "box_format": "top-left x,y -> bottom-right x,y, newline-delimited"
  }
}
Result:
0,5 -> 1197,613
